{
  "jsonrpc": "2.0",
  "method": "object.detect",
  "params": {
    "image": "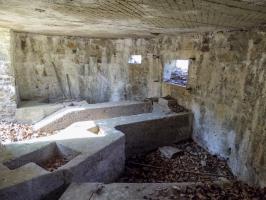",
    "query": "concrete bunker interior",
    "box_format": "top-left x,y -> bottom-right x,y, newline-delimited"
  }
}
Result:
0,0 -> 265,199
